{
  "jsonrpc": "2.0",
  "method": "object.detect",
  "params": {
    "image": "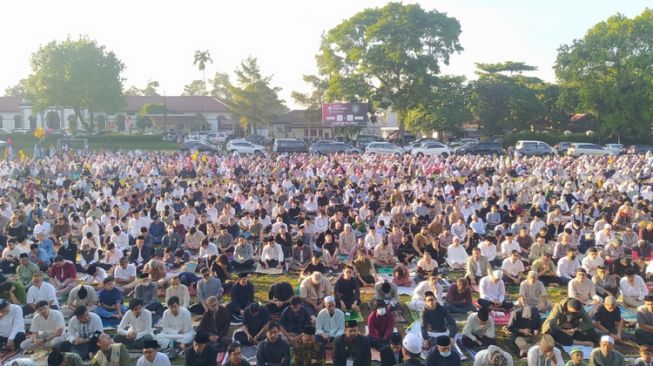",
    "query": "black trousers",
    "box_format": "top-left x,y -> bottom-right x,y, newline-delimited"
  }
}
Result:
636,329 -> 653,346
61,339 -> 98,360
539,275 -> 561,286
549,328 -> 598,346
477,298 -> 514,311
0,333 -> 25,350
462,335 -> 495,348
